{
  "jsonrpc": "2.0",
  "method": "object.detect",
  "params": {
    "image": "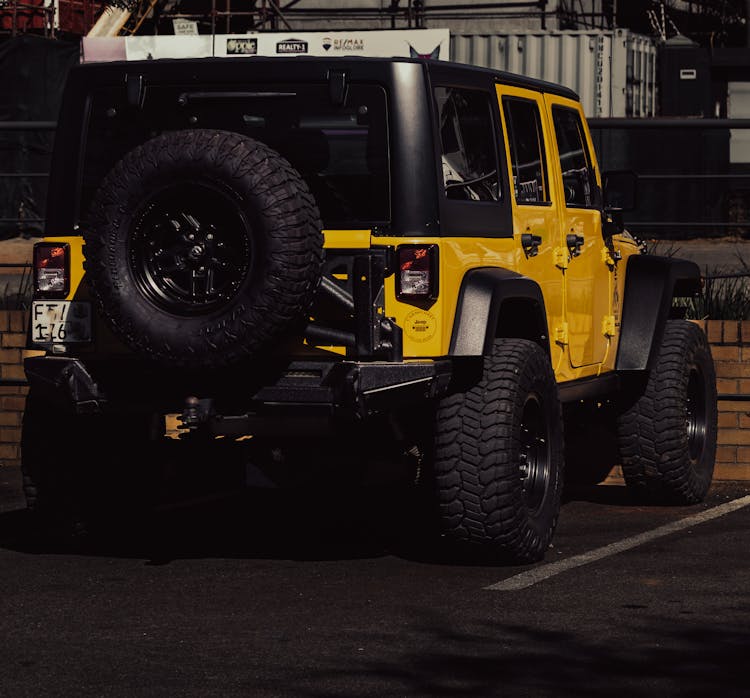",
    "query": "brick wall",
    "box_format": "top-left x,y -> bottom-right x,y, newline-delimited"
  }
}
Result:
0,311 -> 30,468
1,313 -> 749,480
696,320 -> 750,481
